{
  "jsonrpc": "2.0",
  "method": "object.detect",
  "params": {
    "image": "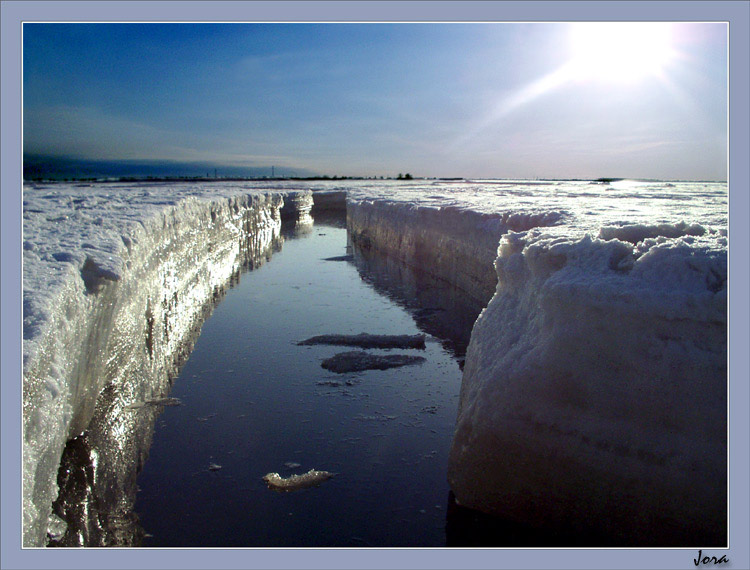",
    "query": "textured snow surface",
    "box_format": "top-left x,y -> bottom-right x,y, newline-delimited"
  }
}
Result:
22,178 -> 728,546
448,227 -> 727,541
348,180 -> 726,307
